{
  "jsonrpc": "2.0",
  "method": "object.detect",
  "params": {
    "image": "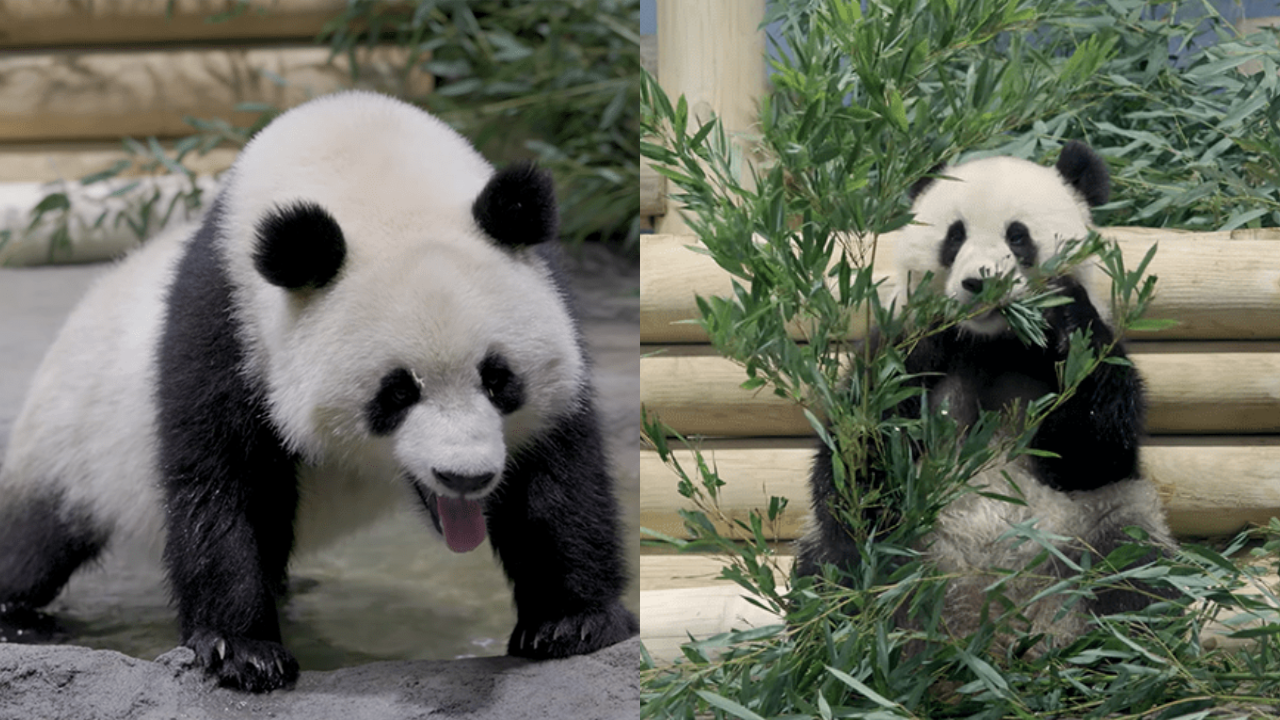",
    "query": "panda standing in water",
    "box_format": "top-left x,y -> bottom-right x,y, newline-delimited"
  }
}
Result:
0,91 -> 637,691
797,142 -> 1177,644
